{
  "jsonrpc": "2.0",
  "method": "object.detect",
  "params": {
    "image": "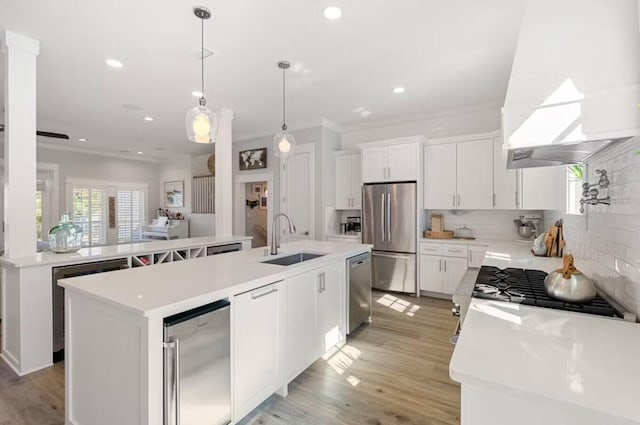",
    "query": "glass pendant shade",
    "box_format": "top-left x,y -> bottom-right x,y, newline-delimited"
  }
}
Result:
186,99 -> 217,144
273,128 -> 296,158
